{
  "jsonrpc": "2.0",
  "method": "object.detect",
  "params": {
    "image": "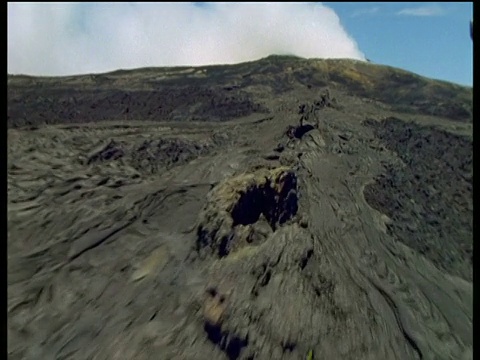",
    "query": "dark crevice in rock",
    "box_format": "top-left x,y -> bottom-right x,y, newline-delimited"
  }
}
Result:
231,175 -> 298,230
259,269 -> 272,287
195,167 -> 298,258
286,124 -> 315,140
281,341 -> 297,353
205,322 -> 223,346
218,234 -> 234,258
206,287 -> 218,298
204,322 -> 249,360
294,125 -> 315,139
